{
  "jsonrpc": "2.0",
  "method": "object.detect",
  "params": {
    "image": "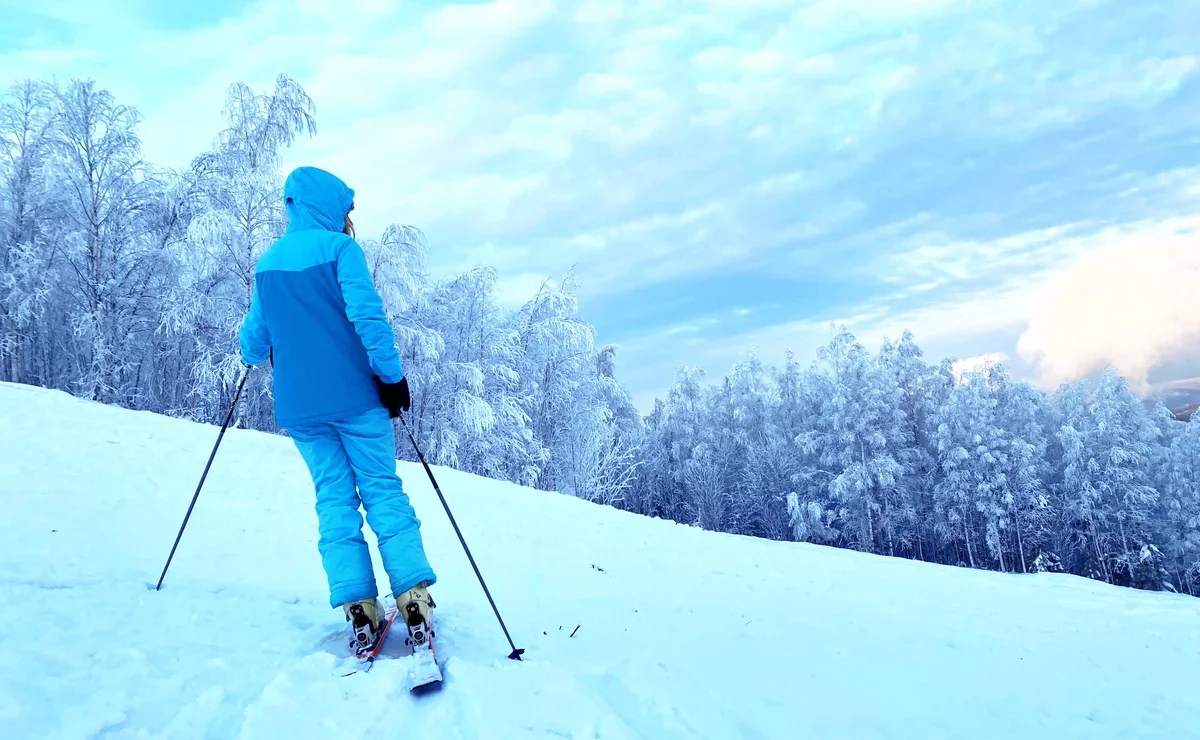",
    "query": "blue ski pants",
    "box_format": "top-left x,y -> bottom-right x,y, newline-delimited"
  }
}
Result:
288,406 -> 437,608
